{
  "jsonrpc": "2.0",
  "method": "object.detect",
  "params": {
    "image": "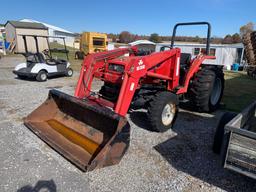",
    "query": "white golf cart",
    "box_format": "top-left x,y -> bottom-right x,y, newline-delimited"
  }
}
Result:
13,35 -> 73,82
